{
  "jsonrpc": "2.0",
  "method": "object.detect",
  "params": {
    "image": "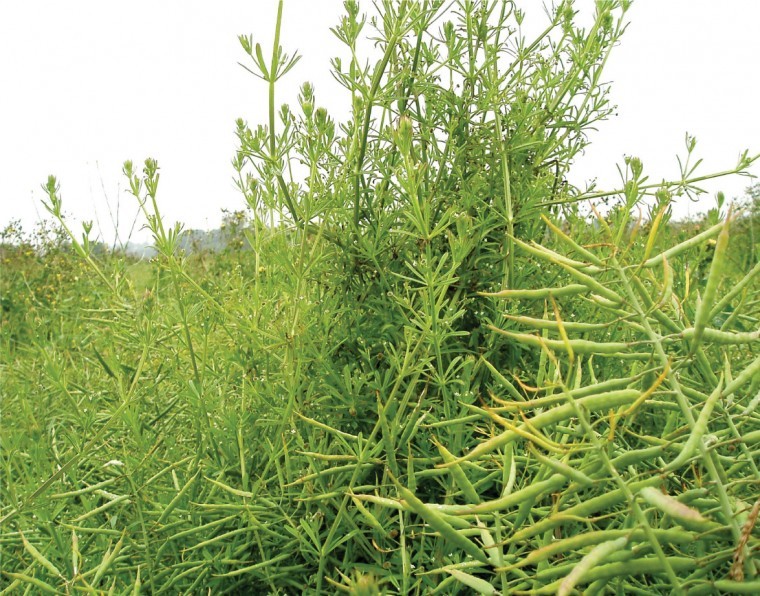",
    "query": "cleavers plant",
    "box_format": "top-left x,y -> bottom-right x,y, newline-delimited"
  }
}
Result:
1,0 -> 758,593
